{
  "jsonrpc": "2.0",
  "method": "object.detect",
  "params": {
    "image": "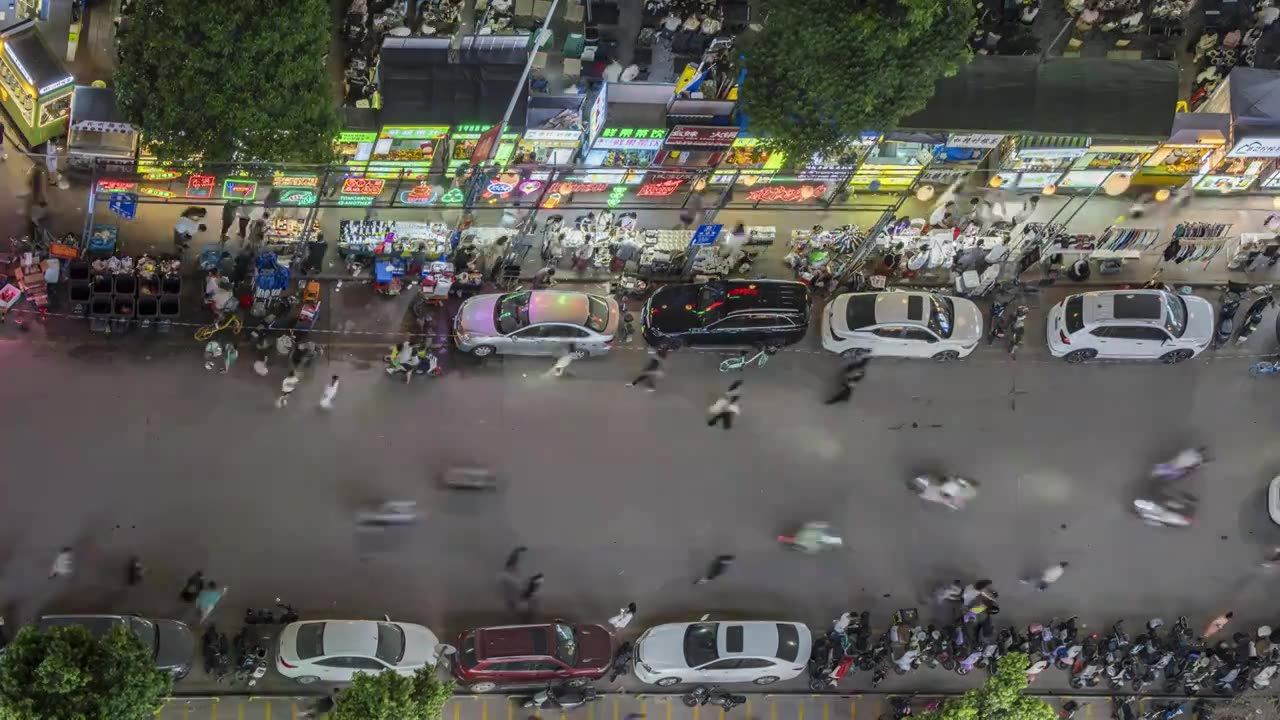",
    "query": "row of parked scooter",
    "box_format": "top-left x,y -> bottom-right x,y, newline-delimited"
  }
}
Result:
807,610 -> 1280,697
